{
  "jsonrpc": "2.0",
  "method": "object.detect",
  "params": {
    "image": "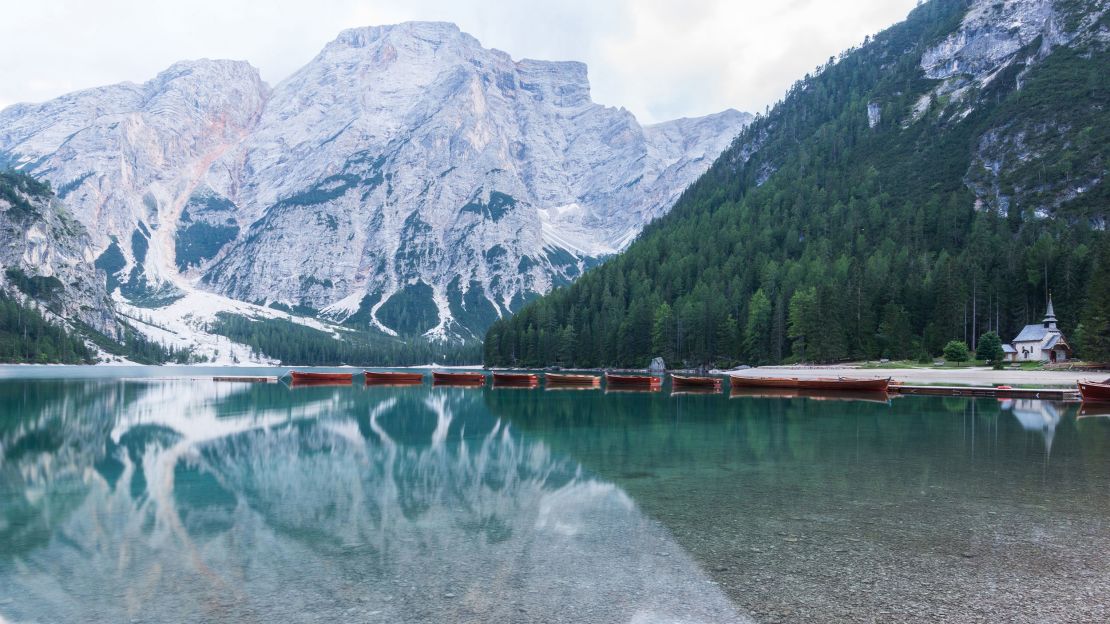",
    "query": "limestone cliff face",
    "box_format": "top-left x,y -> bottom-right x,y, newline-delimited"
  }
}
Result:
0,172 -> 117,335
0,22 -> 750,339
